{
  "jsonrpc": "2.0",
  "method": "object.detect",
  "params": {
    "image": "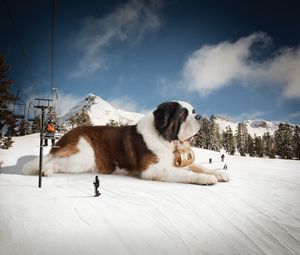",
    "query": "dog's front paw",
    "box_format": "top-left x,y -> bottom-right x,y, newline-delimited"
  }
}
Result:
201,174 -> 218,185
214,170 -> 229,182
42,168 -> 54,177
